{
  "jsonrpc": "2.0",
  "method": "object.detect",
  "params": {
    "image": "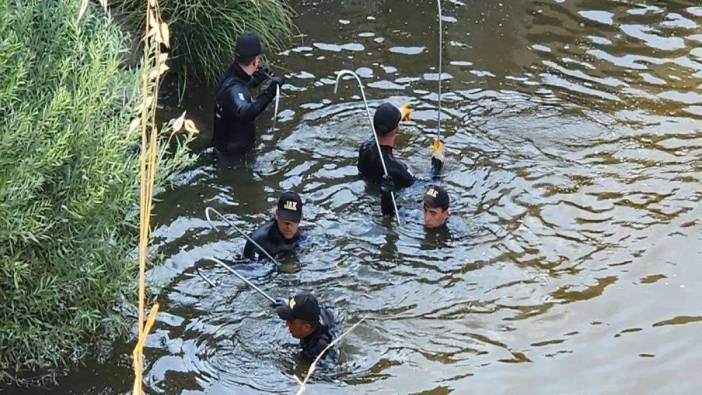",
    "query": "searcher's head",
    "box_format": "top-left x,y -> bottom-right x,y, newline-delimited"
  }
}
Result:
235,31 -> 265,74
275,191 -> 302,240
423,185 -> 449,229
374,102 -> 402,146
276,292 -> 320,339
